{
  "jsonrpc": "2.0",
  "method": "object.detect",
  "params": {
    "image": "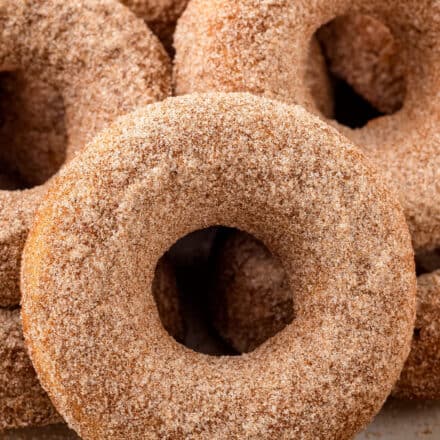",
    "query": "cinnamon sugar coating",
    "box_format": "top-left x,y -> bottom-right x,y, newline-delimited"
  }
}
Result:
317,14 -> 406,114
121,0 -> 189,49
213,231 -> 440,399
0,258 -> 181,432
0,309 -> 61,431
0,0 -> 171,306
174,0 -> 440,398
21,93 -> 415,439
174,0 -> 440,249
393,270 -> 440,399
